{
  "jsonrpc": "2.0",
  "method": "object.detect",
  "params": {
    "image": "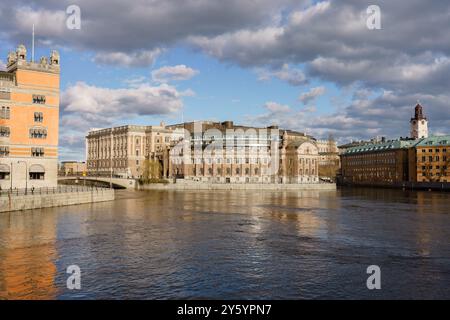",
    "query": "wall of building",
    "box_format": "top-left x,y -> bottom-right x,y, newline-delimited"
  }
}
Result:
415,145 -> 450,183
0,45 -> 60,190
